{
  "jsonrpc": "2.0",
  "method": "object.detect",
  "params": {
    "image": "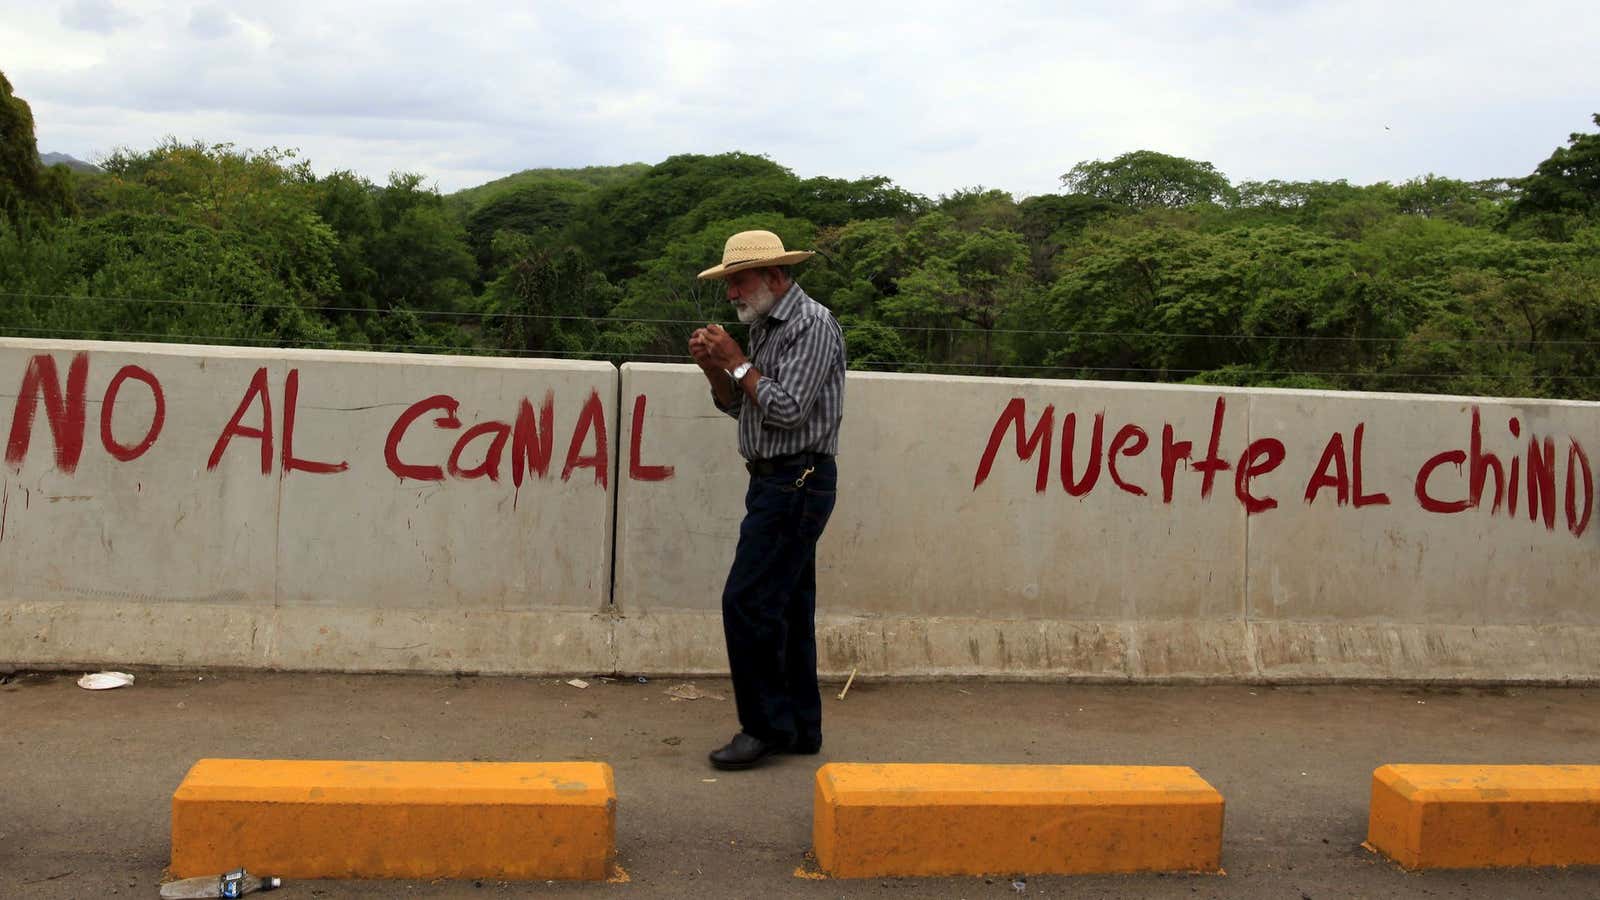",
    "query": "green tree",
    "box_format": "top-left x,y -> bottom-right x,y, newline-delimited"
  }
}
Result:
447,163 -> 647,211
0,70 -> 74,222
482,244 -> 618,356
937,187 -> 1020,231
307,169 -> 477,348
366,172 -> 476,312
1015,193 -> 1121,279
90,141 -> 340,307
838,316 -> 923,370
566,152 -> 794,279
604,214 -> 818,357
1014,221 -> 1432,383
1062,150 -> 1236,209
803,218 -> 911,319
0,210 -> 335,347
314,169 -> 382,310
8,109 -> 1600,403
789,175 -> 926,225
464,180 -> 586,271
883,217 -> 1030,365
1507,113 -> 1600,239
